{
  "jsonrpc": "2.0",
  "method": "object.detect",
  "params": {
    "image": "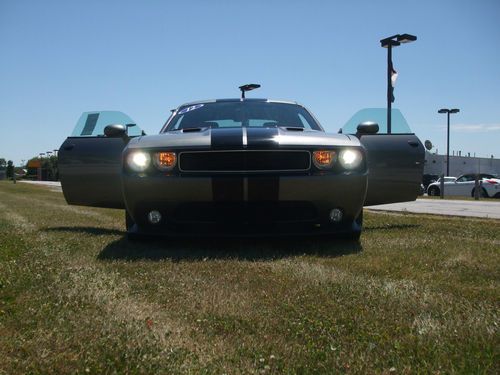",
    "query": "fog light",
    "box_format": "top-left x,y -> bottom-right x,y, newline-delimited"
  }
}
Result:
329,208 -> 343,222
147,210 -> 162,224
